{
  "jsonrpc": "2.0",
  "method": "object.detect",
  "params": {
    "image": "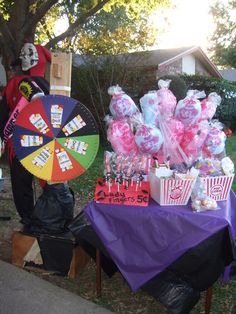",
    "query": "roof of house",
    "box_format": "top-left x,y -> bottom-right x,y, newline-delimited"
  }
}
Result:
219,69 -> 236,82
73,46 -> 222,78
